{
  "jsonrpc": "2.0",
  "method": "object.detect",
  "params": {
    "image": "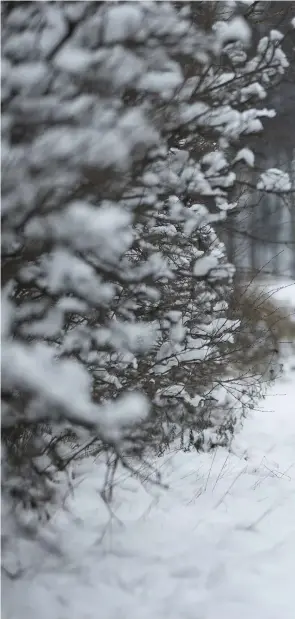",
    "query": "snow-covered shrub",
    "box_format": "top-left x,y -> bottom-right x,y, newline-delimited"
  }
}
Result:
230,278 -> 295,374
1,1 -> 292,536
